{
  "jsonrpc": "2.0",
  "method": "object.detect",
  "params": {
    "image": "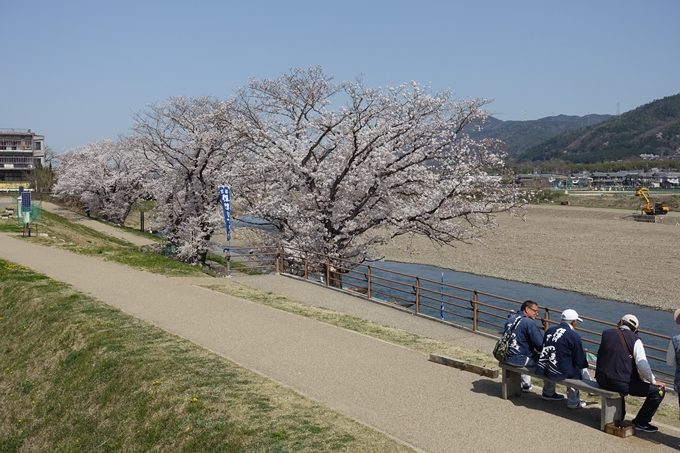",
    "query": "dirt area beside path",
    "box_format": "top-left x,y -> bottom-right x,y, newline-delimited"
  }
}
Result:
378,204 -> 680,312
